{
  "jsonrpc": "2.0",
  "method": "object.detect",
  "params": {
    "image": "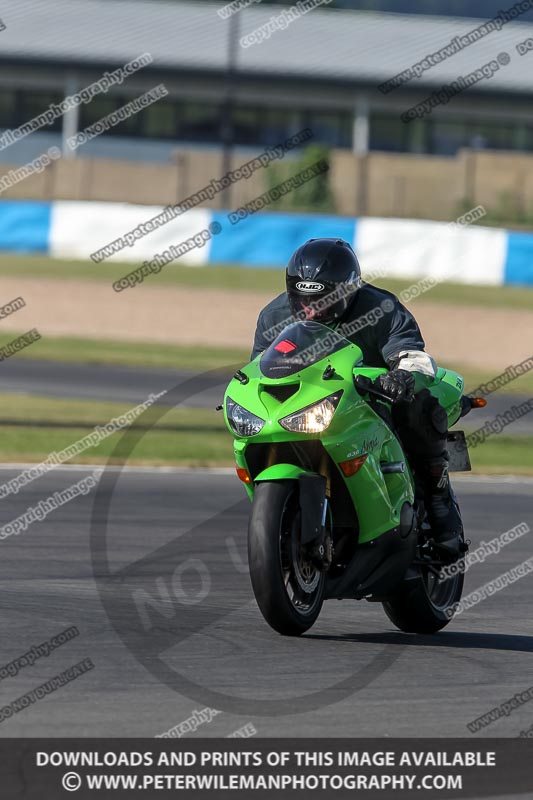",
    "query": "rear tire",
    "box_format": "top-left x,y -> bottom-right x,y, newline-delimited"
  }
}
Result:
248,480 -> 325,636
383,515 -> 465,634
382,566 -> 463,634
